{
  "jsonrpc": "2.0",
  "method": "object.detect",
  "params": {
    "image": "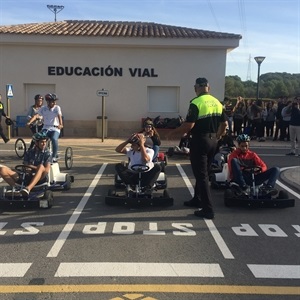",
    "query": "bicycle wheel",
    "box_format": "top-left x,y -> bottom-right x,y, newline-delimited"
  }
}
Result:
65,147 -> 73,170
47,139 -> 53,154
15,138 -> 27,158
